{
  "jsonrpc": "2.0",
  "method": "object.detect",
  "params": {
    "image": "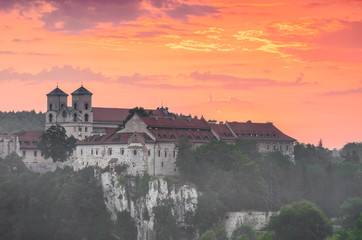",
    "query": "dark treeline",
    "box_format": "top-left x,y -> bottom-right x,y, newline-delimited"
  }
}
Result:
0,110 -> 45,134
0,154 -> 136,240
176,138 -> 362,233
